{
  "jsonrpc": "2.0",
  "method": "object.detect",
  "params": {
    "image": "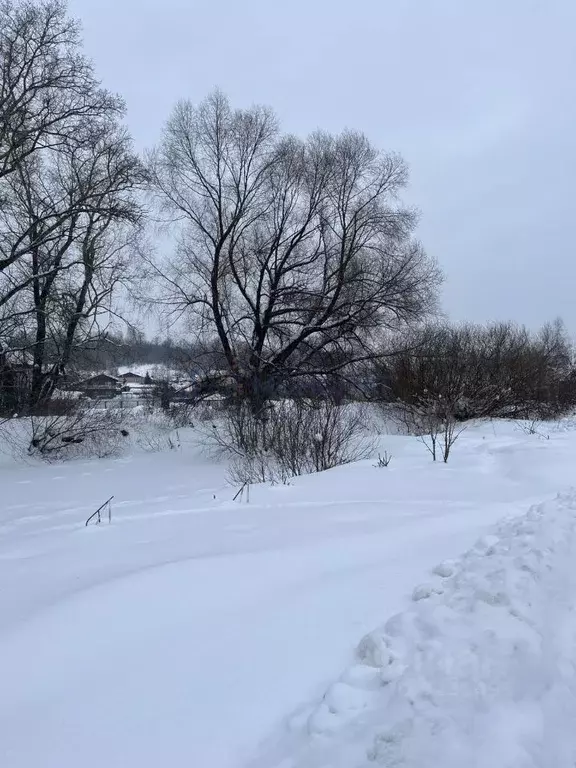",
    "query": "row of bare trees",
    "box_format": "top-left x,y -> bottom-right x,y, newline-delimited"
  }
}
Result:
378,319 -> 576,421
0,0 -> 144,414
